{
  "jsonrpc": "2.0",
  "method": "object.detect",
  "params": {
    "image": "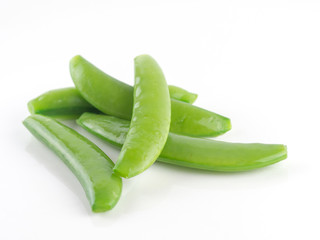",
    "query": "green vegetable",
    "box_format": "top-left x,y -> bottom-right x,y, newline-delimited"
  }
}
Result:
23,114 -> 122,212
168,85 -> 198,104
27,86 -> 197,119
77,113 -> 287,172
114,55 -> 171,178
27,88 -> 99,119
70,55 -> 231,137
